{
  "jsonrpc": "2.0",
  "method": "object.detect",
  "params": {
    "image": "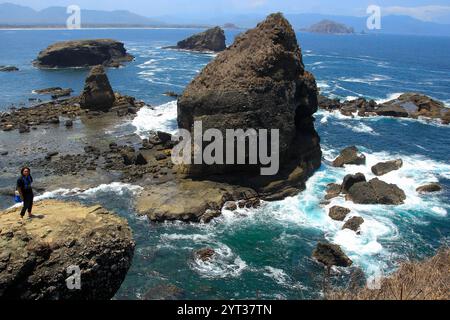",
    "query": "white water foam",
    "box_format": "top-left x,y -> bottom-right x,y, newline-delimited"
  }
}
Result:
263,146 -> 449,276
132,100 -> 178,138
